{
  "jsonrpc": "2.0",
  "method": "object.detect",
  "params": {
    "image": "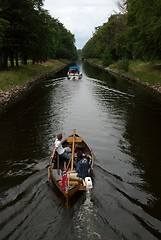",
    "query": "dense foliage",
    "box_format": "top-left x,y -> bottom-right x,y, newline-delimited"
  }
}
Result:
0,0 -> 78,69
82,0 -> 161,65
